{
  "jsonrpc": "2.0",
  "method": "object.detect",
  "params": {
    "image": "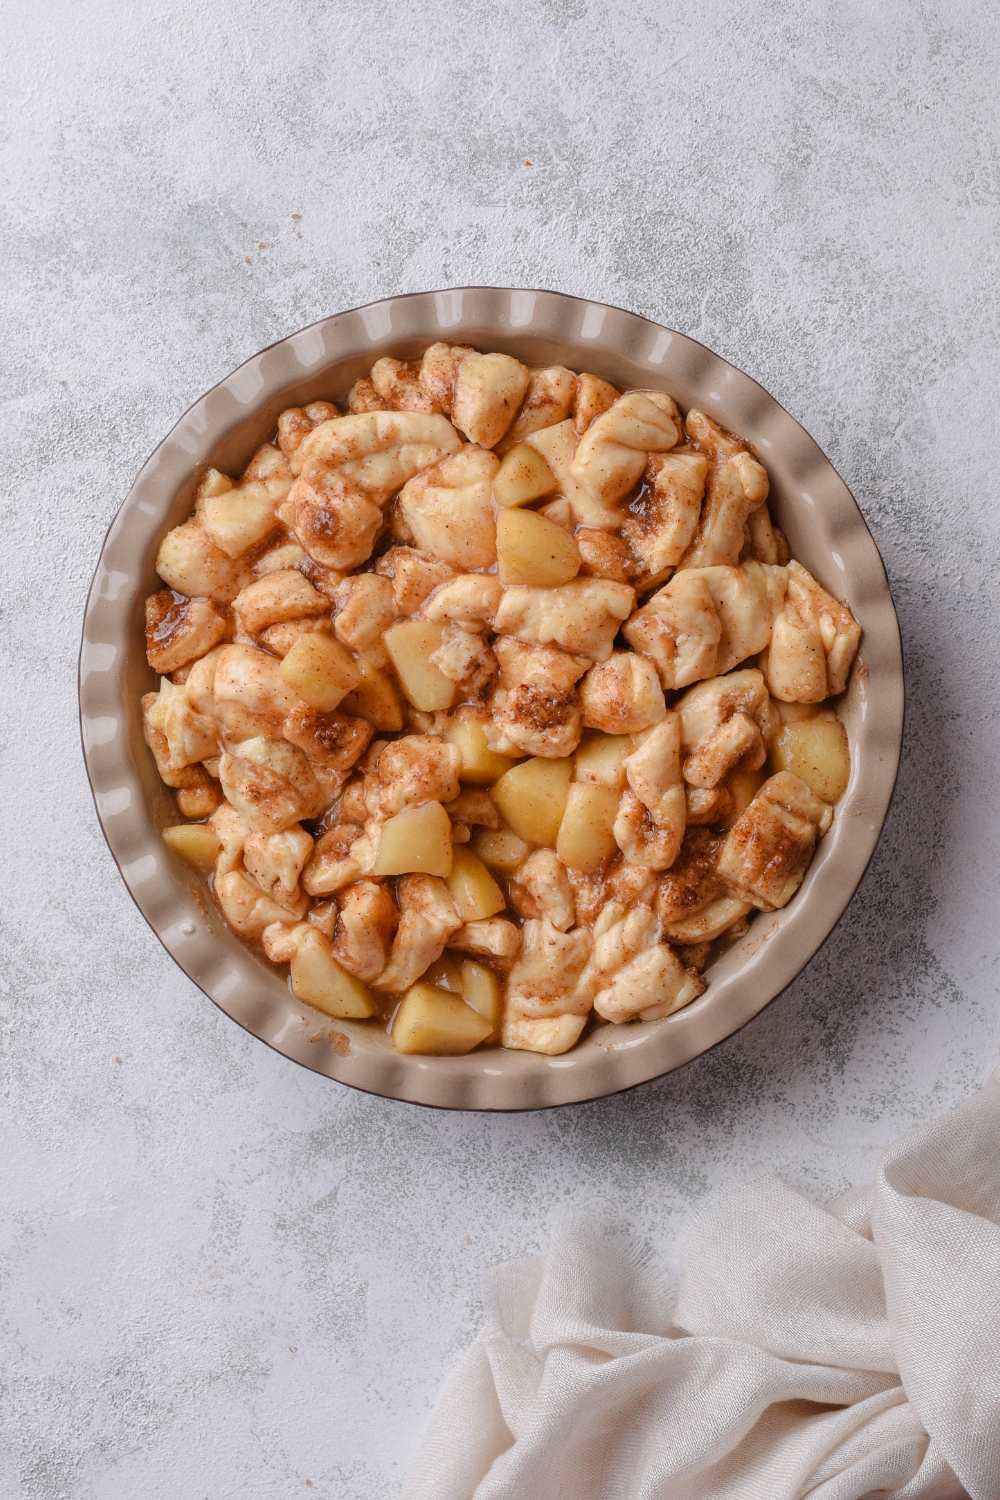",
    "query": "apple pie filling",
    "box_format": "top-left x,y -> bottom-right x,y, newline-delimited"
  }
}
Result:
145,343 -> 861,1056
